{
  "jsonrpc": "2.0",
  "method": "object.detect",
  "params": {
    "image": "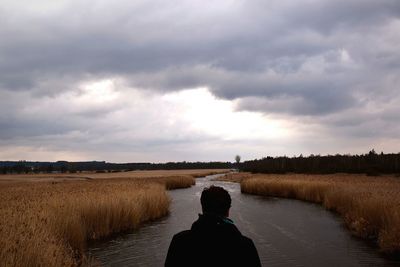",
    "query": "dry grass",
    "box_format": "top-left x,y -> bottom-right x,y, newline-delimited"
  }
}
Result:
213,172 -> 252,183
0,169 -> 229,183
144,176 -> 195,189
0,173 -> 199,266
190,170 -> 230,178
238,173 -> 400,254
